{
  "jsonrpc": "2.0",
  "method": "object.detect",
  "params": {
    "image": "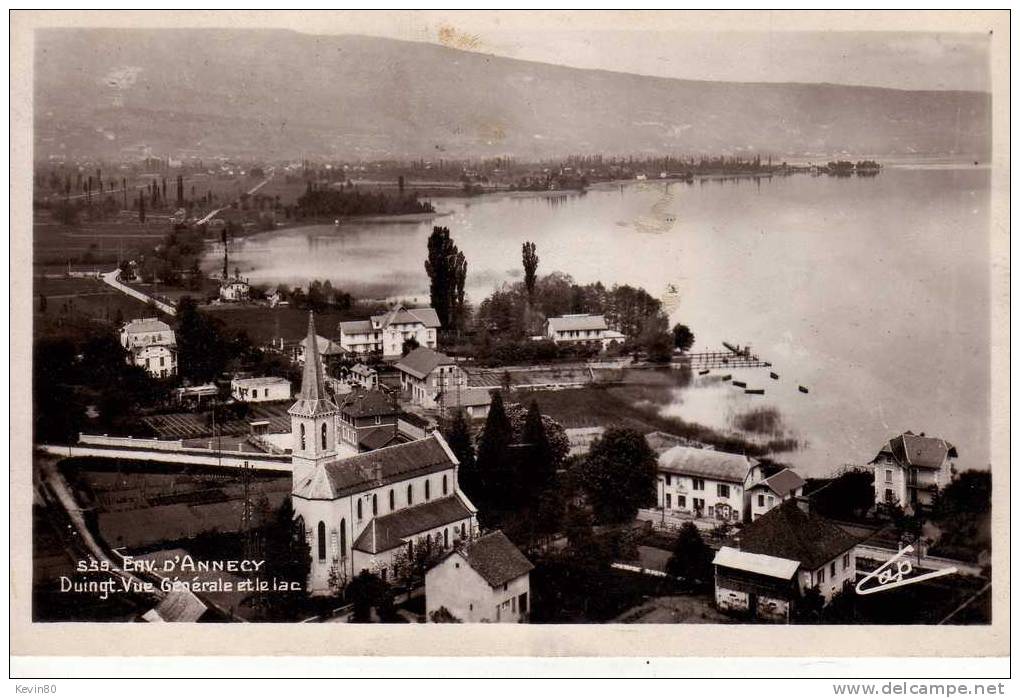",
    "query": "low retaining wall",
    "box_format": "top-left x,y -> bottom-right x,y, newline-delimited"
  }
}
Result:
37,443 -> 291,472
